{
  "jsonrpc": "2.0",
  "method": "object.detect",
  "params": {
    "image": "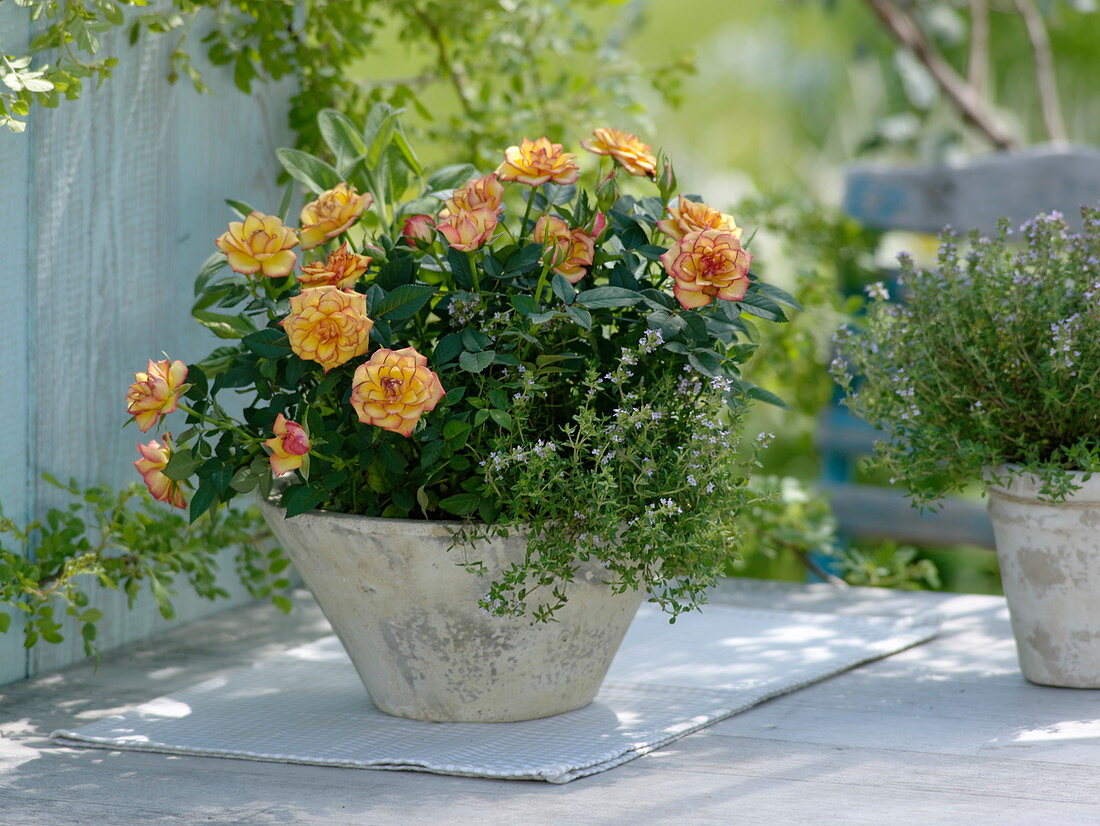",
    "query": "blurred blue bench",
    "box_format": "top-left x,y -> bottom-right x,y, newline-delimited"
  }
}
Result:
821,146 -> 1100,549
